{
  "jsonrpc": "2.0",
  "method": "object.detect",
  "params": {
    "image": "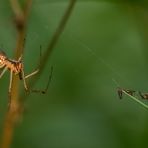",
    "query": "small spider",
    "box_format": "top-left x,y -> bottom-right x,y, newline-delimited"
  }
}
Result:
117,87 -> 136,99
139,91 -> 148,100
0,50 -> 52,105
